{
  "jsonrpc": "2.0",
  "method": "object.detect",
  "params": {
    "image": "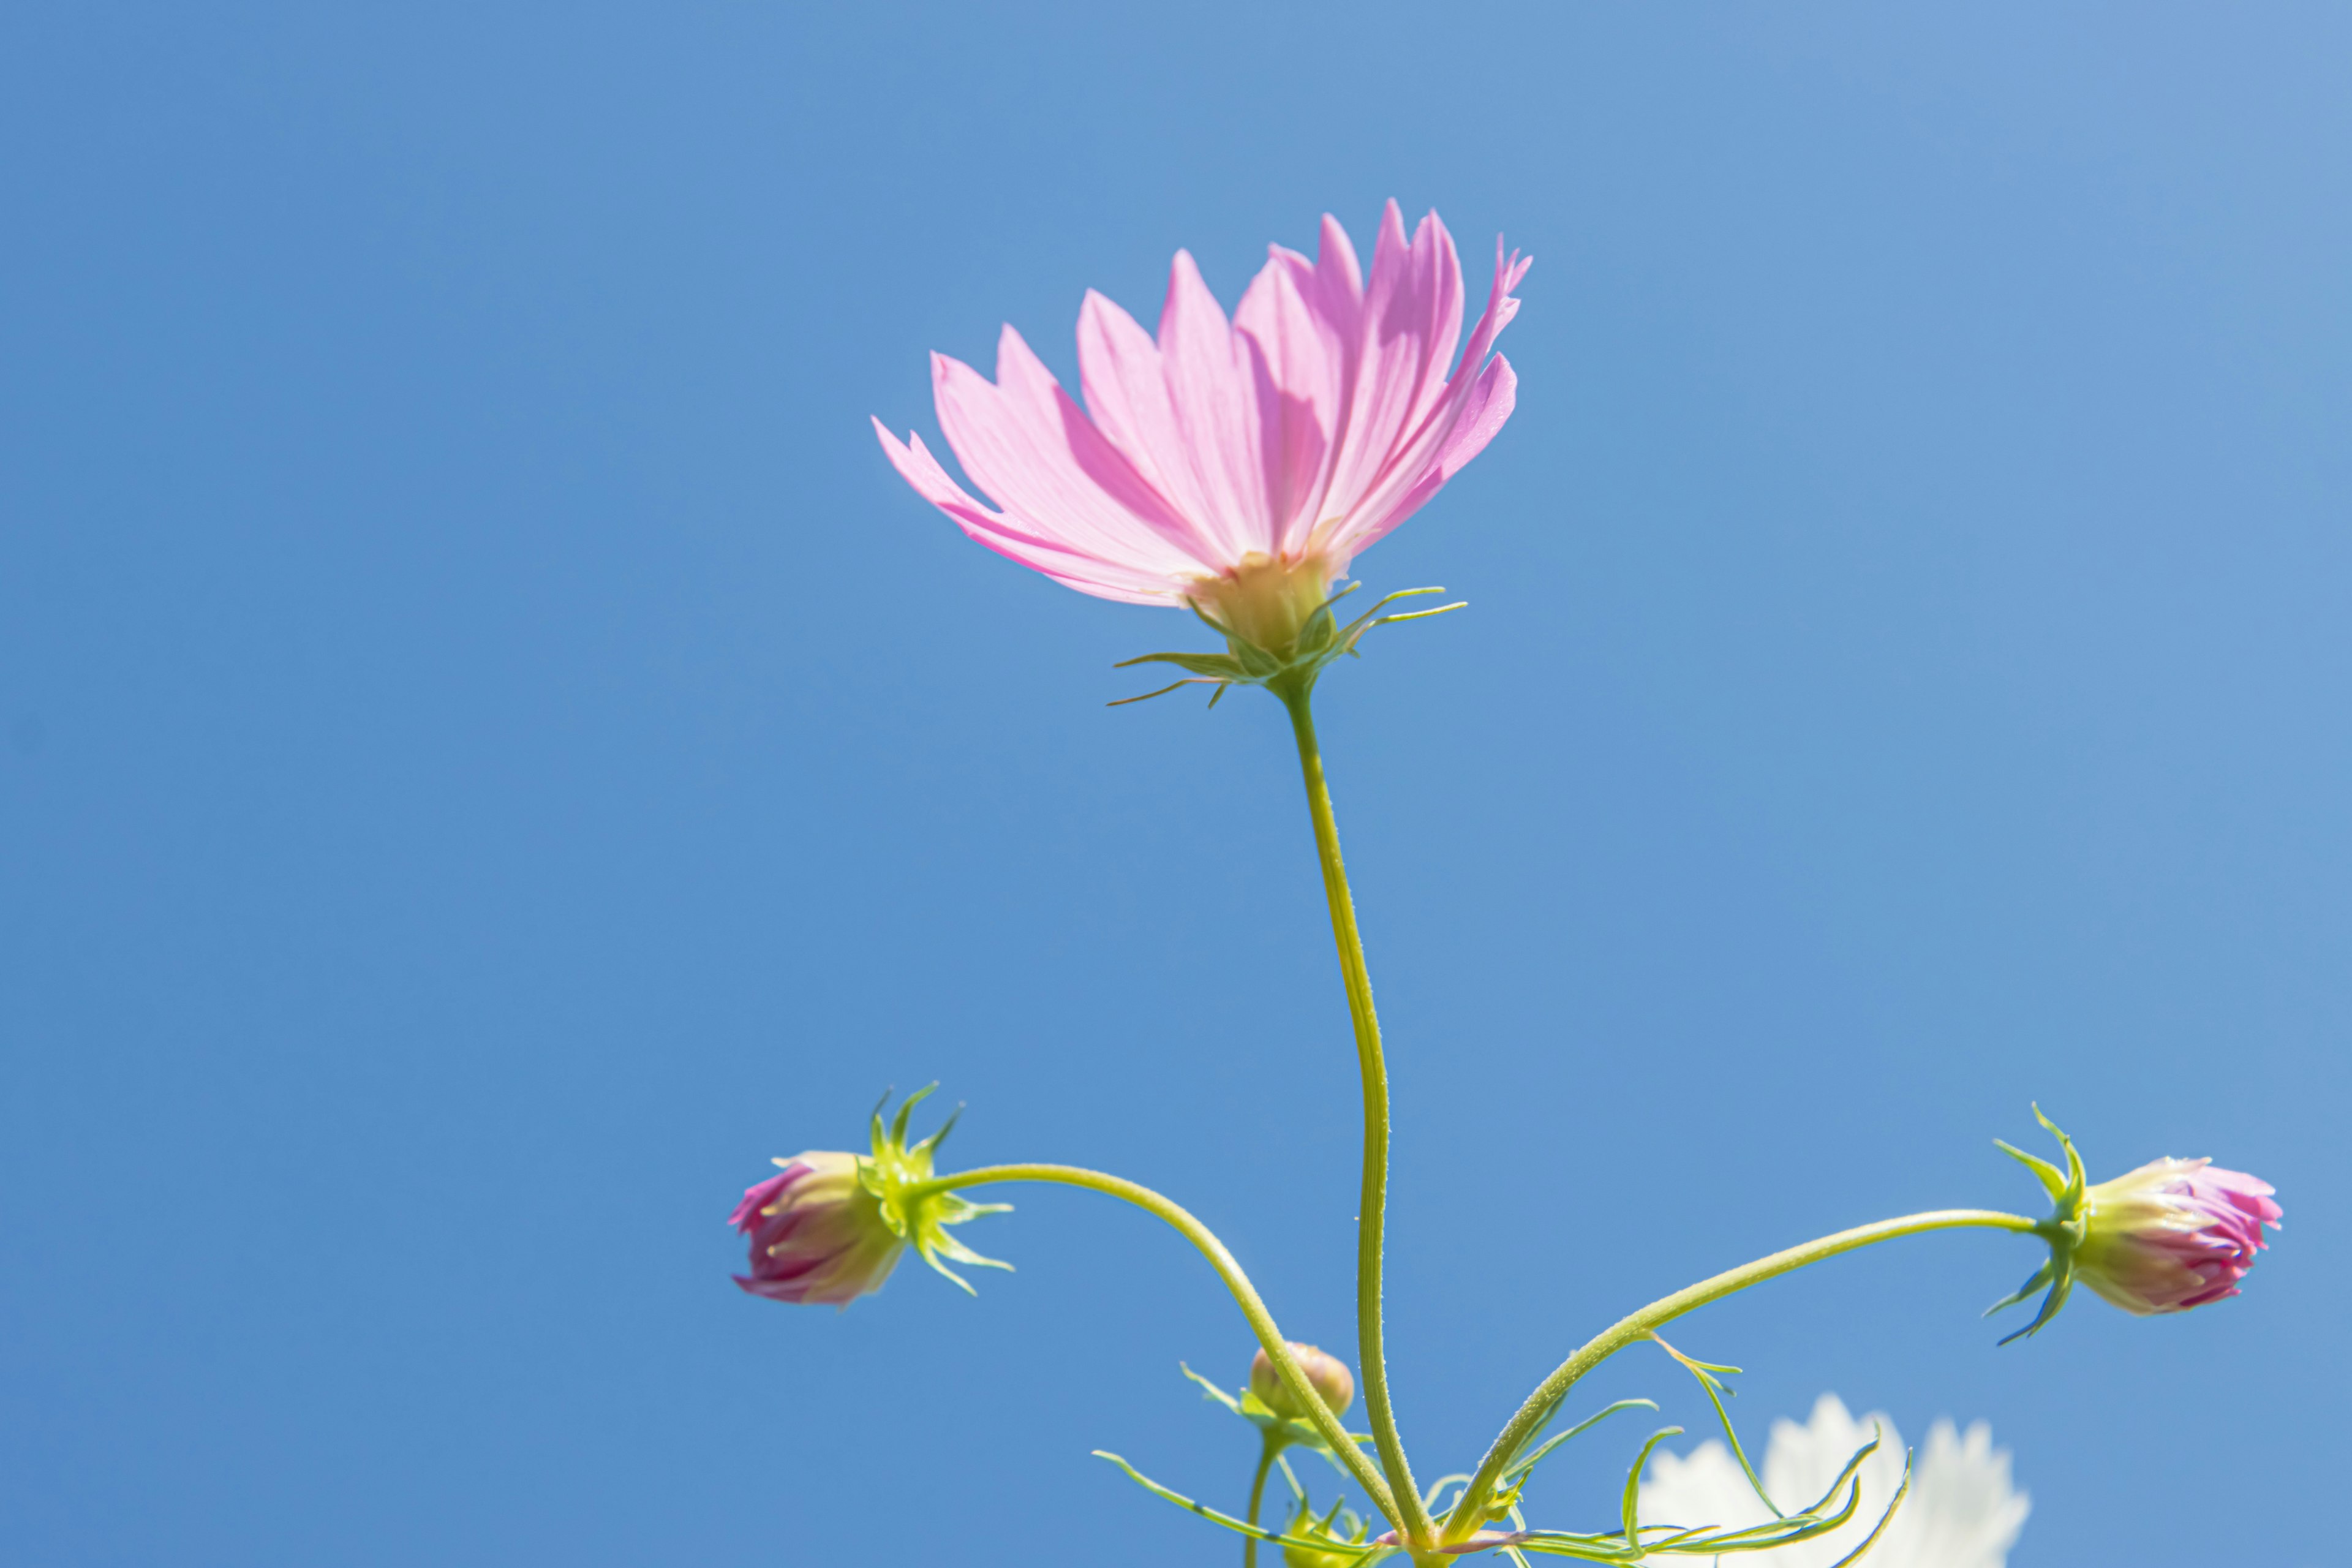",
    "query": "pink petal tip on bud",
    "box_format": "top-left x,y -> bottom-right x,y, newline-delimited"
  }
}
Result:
729,1152 -> 903,1308
2077,1157 -> 2283,1315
